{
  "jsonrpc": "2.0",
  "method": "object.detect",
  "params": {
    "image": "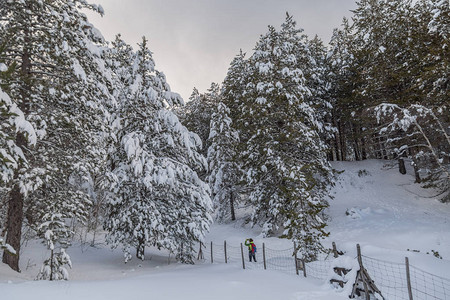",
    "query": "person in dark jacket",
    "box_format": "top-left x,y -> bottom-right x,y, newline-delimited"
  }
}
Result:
245,238 -> 257,262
